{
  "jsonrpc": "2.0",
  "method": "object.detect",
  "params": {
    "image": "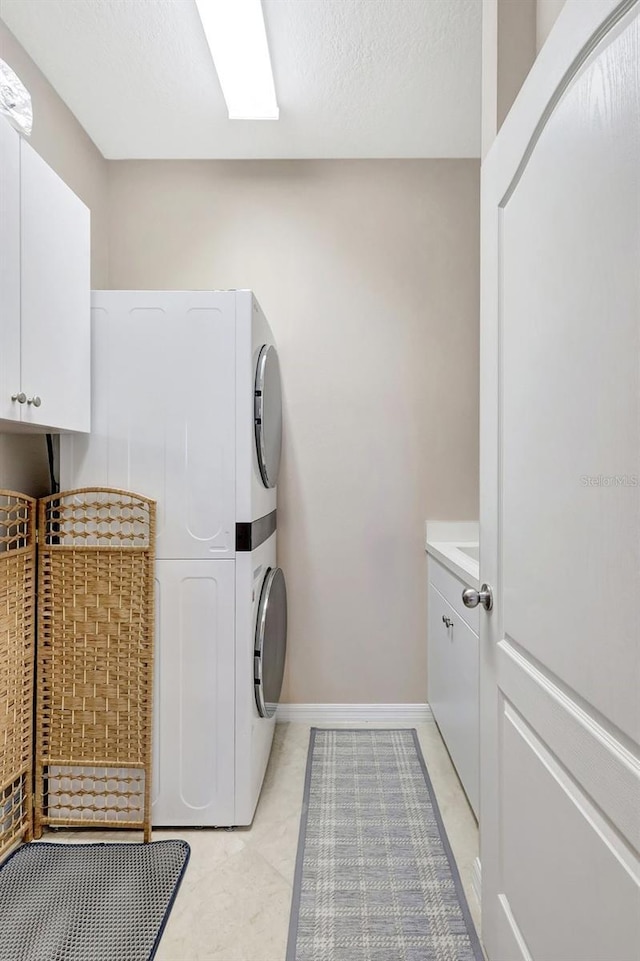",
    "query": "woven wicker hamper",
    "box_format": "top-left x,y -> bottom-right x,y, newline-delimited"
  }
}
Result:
0,492 -> 36,858
34,488 -> 156,842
